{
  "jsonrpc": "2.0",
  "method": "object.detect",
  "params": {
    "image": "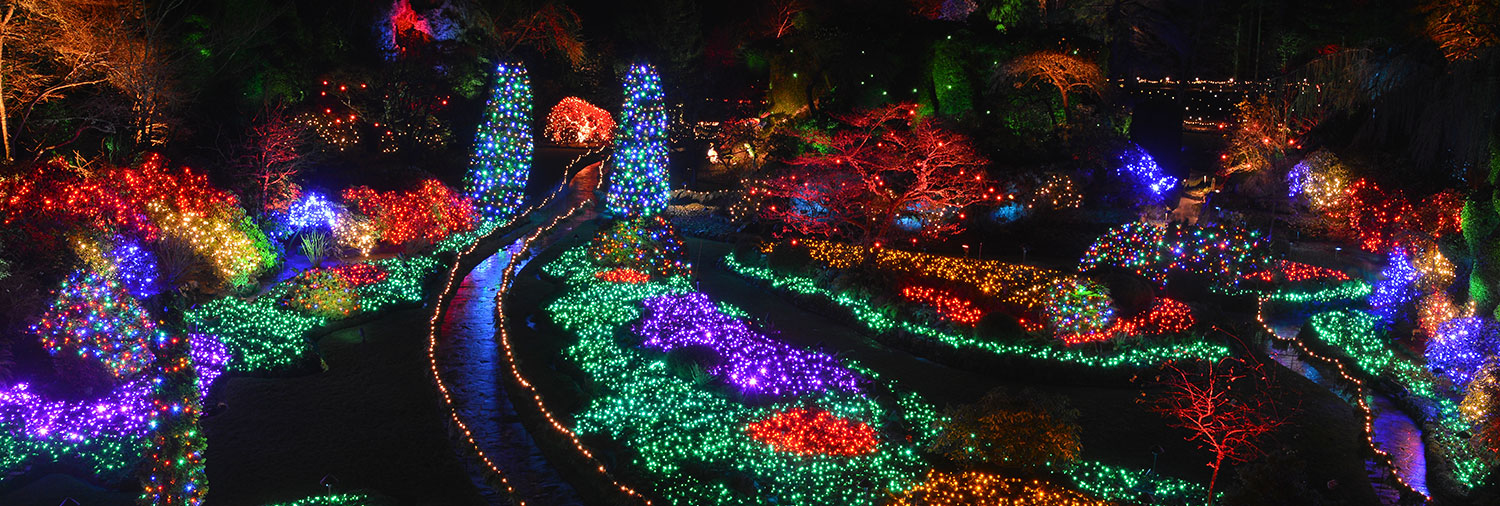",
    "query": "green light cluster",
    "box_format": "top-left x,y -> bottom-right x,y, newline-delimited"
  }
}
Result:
258,493 -> 373,506
186,255 -> 440,372
544,246 -> 931,505
0,428 -> 143,480
723,255 -> 1229,368
1061,461 -> 1214,505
